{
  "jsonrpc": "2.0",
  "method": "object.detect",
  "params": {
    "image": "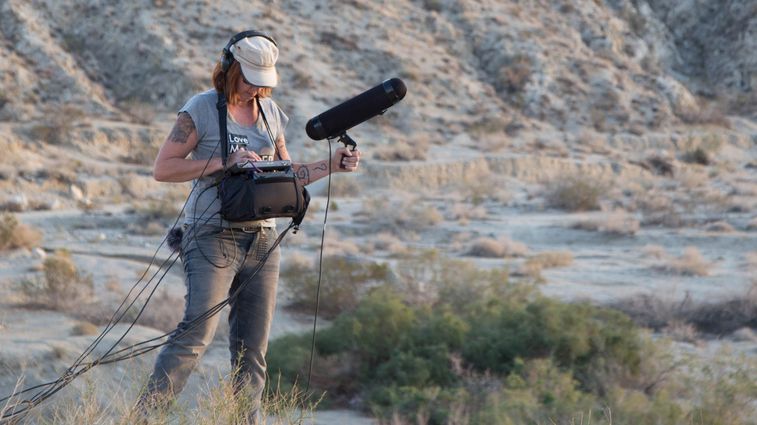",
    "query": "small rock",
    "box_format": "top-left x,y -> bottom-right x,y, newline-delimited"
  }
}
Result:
4,194 -> 28,212
731,327 -> 756,342
70,185 -> 84,201
32,248 -> 47,259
